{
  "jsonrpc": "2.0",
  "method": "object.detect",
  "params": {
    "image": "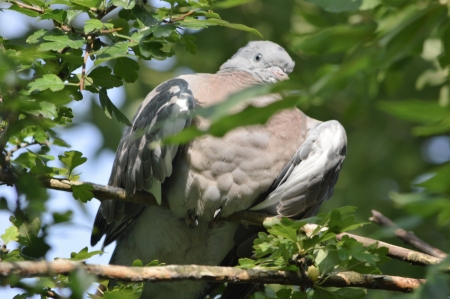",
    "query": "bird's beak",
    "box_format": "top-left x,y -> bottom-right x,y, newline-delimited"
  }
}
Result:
270,66 -> 289,81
